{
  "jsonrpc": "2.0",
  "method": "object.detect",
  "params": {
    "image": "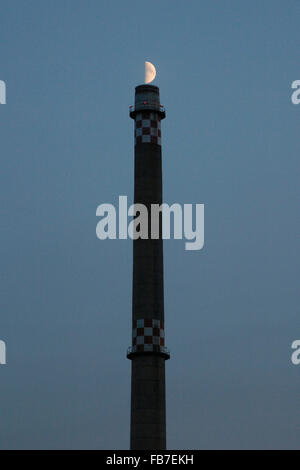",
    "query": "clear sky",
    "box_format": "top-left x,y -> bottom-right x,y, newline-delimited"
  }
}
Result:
1,0 -> 300,449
